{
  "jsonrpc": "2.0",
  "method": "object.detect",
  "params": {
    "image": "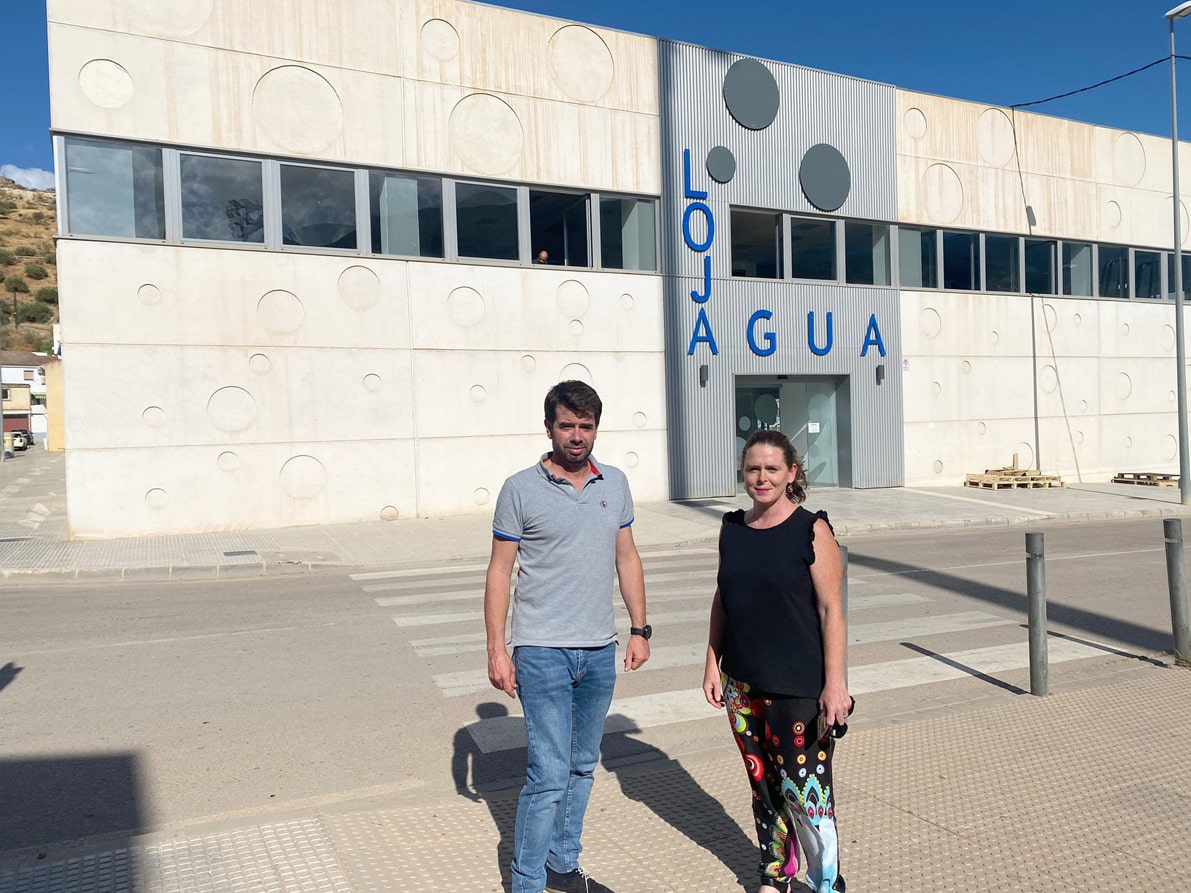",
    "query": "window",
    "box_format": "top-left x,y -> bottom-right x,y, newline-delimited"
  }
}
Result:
280,164 -> 357,250
1098,244 -> 1128,298
898,226 -> 937,288
1024,239 -> 1057,294
1167,253 -> 1191,300
530,191 -> 589,267
844,221 -> 891,285
64,137 -> 164,239
1135,250 -> 1161,299
730,209 -> 782,278
369,172 -> 443,257
789,217 -> 835,280
942,231 -> 980,291
456,182 -> 519,260
1062,241 -> 1093,296
984,234 -> 1020,292
599,197 -> 656,271
180,154 -> 264,243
